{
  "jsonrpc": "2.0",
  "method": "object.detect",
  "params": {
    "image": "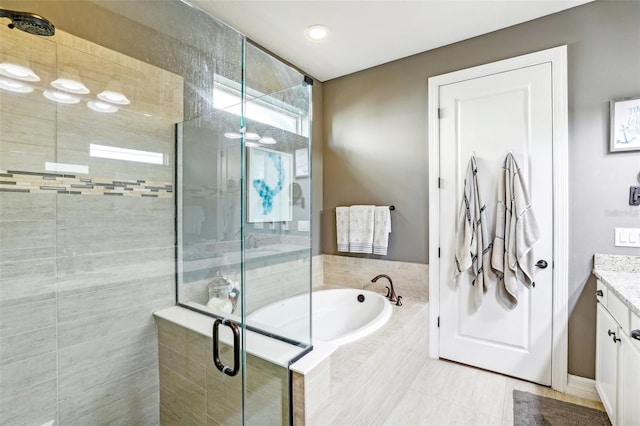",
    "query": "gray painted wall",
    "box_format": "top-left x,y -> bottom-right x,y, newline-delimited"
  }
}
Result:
322,0 -> 640,378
